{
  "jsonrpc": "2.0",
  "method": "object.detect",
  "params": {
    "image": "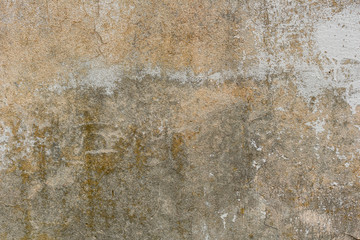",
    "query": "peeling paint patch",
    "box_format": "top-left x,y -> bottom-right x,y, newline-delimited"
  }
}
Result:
297,5 -> 360,113
315,6 -> 360,62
